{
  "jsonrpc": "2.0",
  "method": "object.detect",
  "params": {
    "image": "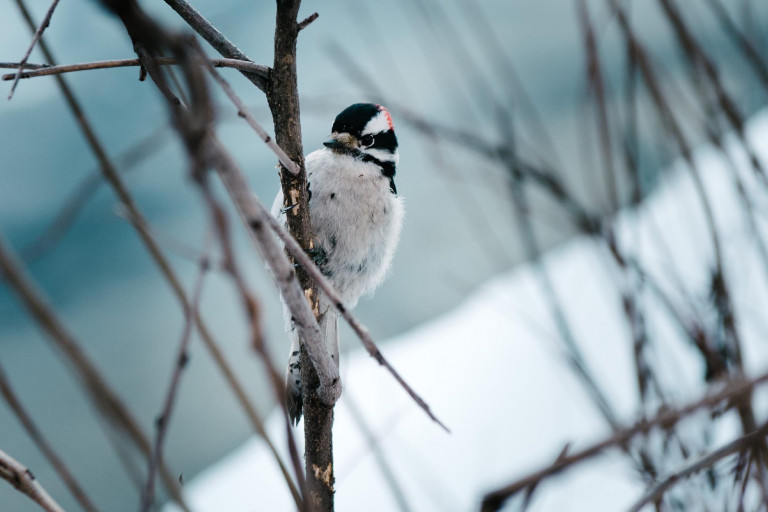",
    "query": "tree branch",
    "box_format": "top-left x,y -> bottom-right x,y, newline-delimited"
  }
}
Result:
160,0 -> 271,92
141,248 -> 210,512
1,57 -> 269,82
627,421 -> 768,512
297,12 -> 319,31
480,371 -> 768,512
205,63 -> 299,174
0,361 -> 98,512
267,1 -> 333,508
12,0 -> 295,505
0,449 -> 66,512
6,0 -> 61,99
0,229 -> 189,511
